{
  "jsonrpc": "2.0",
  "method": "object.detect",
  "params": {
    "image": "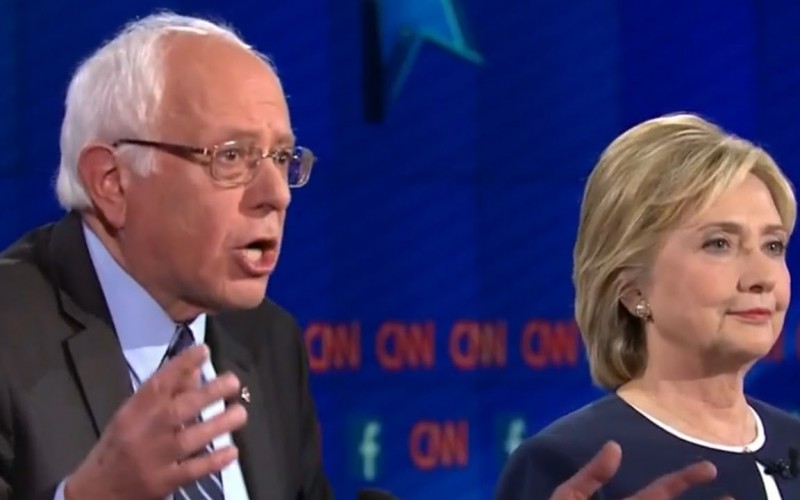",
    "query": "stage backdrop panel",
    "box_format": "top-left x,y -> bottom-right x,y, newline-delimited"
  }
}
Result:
2,1 -> 800,498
